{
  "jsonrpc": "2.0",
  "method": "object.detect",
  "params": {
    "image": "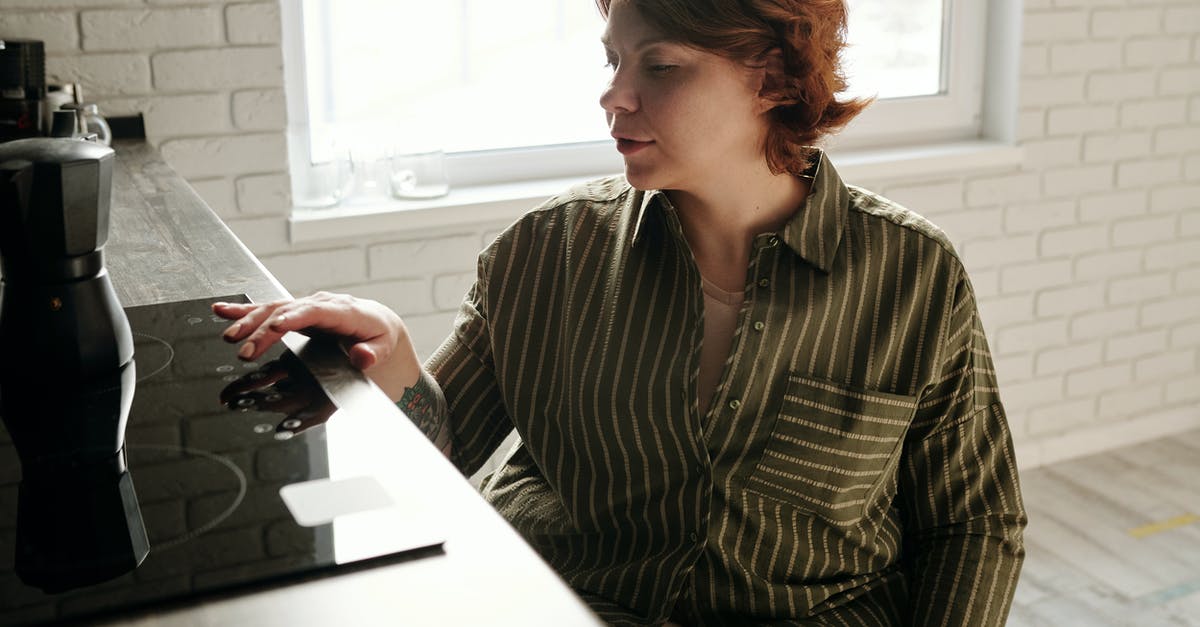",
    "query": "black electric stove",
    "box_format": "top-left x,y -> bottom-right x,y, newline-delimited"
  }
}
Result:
0,295 -> 445,626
